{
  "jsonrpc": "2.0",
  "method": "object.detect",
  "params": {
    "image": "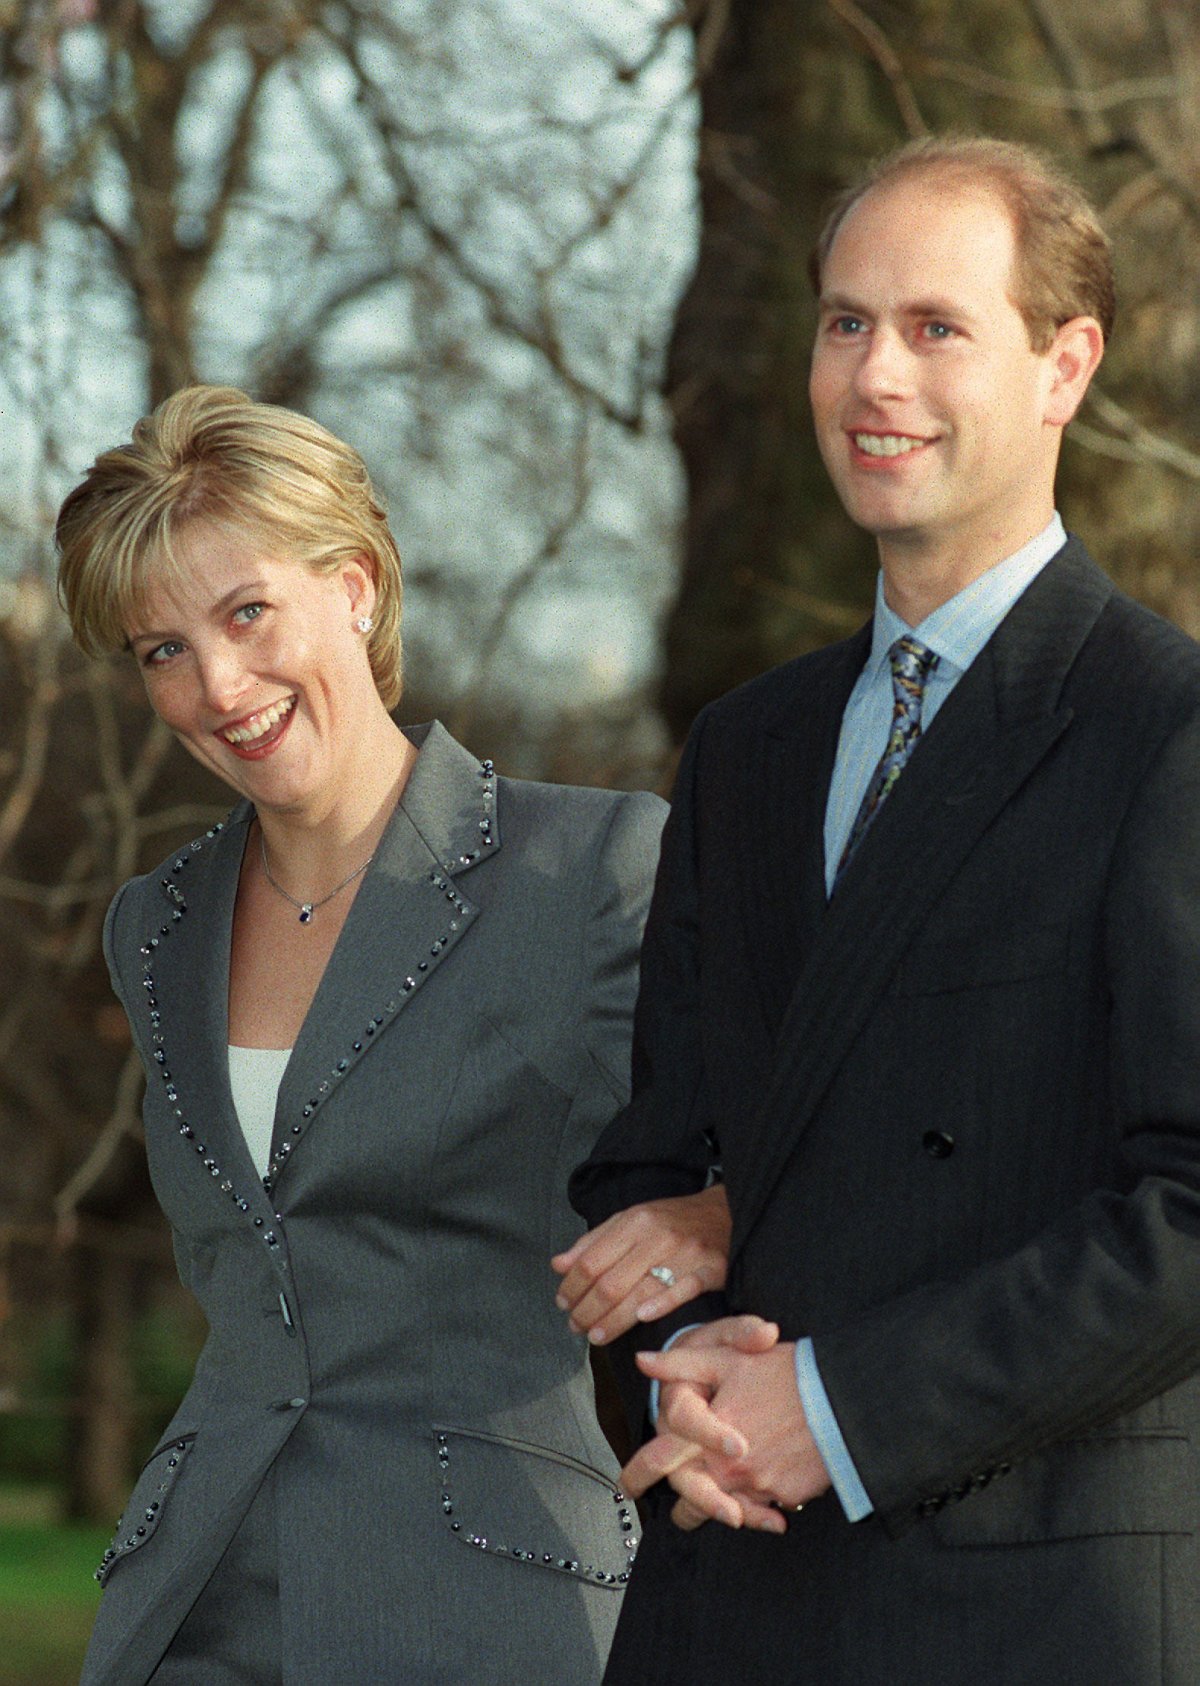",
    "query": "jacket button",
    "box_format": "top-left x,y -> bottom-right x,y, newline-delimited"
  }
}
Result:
922,1130 -> 955,1159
